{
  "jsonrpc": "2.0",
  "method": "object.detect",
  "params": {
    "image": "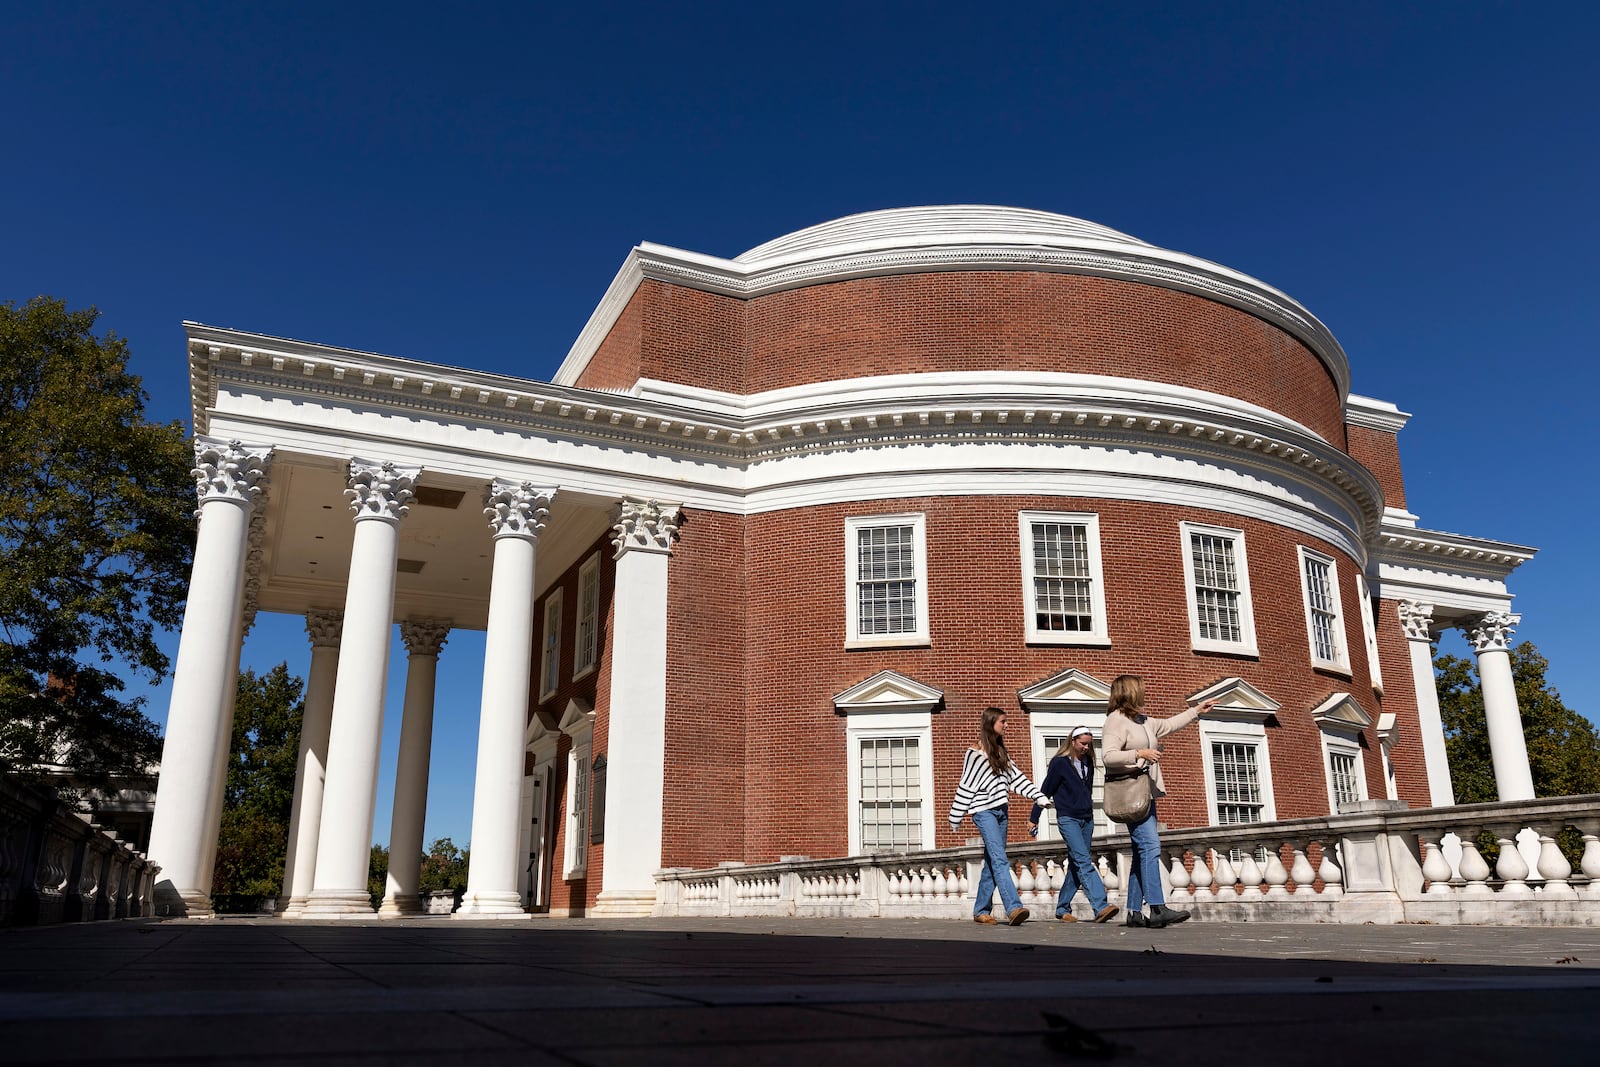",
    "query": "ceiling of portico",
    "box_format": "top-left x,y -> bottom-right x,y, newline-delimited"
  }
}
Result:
254,460 -> 614,630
